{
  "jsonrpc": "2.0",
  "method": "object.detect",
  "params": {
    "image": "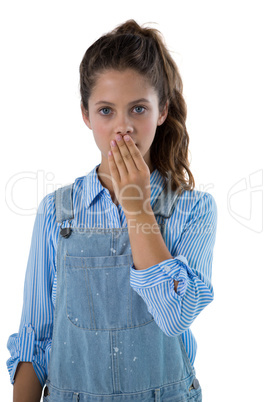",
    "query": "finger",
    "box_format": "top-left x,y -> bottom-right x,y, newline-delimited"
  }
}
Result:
122,135 -> 145,171
111,136 -> 135,177
108,148 -> 120,183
